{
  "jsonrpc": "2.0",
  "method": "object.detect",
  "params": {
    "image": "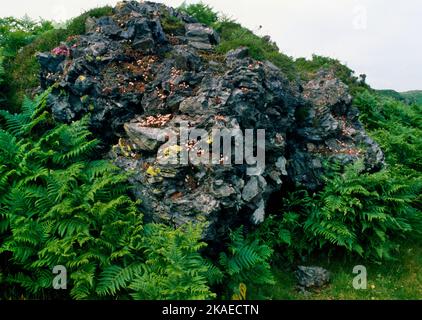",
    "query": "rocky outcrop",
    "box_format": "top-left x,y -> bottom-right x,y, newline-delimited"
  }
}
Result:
295,266 -> 330,292
37,1 -> 384,241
